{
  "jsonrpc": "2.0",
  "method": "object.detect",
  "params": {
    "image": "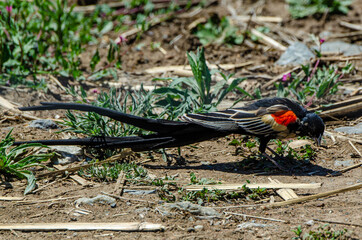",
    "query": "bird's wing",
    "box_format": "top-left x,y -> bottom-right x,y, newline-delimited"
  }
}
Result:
182,104 -> 299,135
